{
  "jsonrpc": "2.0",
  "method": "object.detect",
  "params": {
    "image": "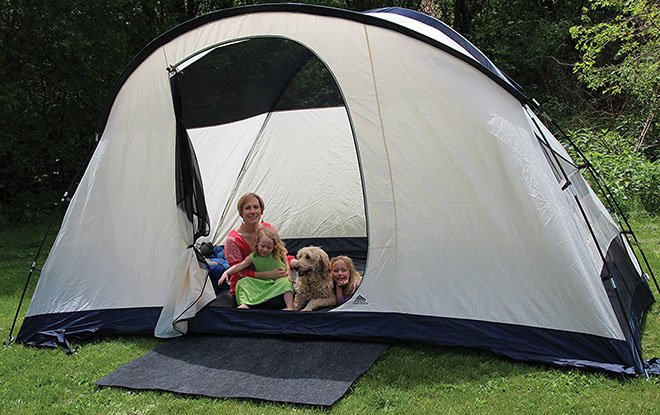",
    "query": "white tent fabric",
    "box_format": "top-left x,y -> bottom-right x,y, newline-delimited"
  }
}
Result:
190,108 -> 366,244
18,5 -> 653,373
28,57 -> 187,315
332,31 -> 620,337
